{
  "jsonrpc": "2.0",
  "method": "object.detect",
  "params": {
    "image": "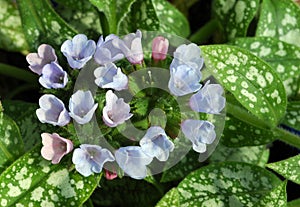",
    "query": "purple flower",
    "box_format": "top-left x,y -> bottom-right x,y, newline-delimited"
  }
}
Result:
112,30 -> 143,64
94,62 -> 128,91
168,62 -> 202,96
72,144 -> 115,177
189,81 -> 225,114
152,36 -> 169,61
39,62 -> 68,89
181,119 -> 216,153
140,126 -> 174,161
94,34 -> 124,65
102,90 -> 133,127
41,133 -> 73,164
26,44 -> 57,75
61,34 -> 96,69
115,146 -> 153,179
69,90 -> 98,124
36,94 -> 70,126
